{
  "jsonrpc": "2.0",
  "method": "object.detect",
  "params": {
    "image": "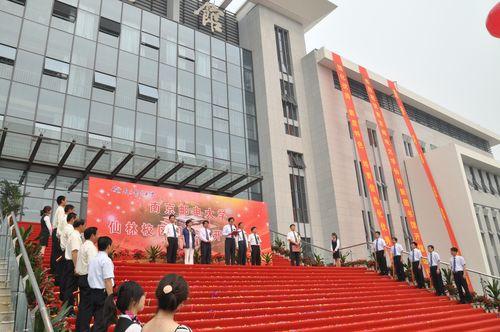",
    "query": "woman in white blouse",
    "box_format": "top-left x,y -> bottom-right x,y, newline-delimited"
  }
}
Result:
39,206 -> 52,256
